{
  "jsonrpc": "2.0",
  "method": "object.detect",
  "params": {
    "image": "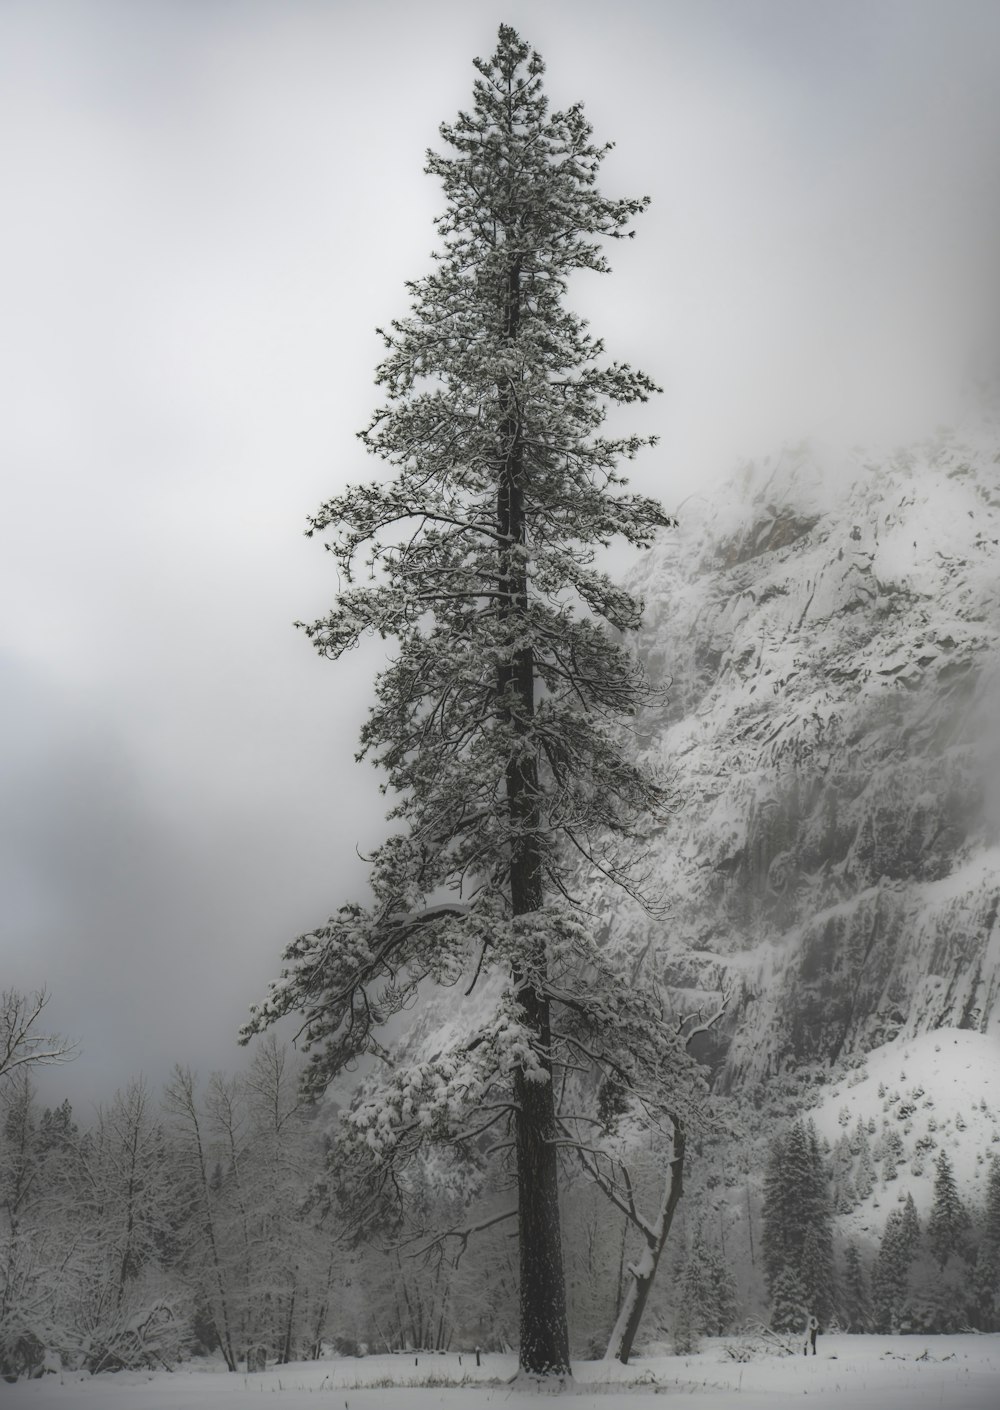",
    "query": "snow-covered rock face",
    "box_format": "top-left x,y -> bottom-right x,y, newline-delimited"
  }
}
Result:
808,1028 -> 1000,1229
625,427 -> 1000,1090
